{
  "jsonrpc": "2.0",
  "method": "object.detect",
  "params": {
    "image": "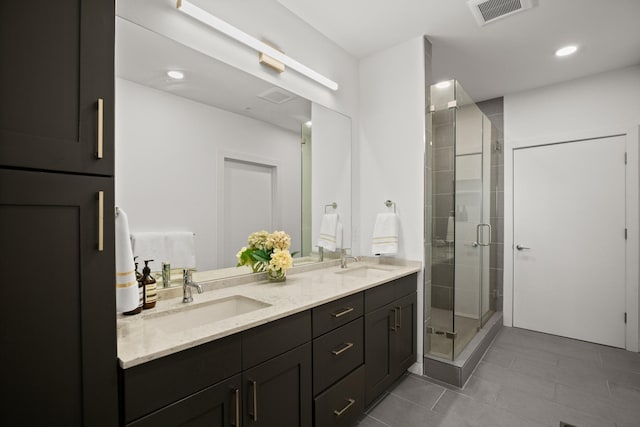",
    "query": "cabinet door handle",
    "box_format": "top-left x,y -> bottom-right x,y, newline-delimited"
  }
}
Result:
390,308 -> 397,331
333,398 -> 355,416
233,388 -> 240,426
249,380 -> 258,421
397,305 -> 402,330
97,191 -> 104,251
331,342 -> 354,356
97,98 -> 104,159
331,307 -> 354,318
